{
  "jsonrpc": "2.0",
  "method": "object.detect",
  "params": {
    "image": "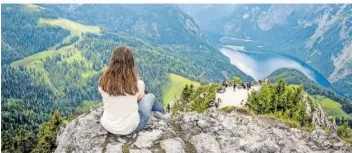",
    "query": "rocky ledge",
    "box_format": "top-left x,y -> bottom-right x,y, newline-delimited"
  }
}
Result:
55,103 -> 351,153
